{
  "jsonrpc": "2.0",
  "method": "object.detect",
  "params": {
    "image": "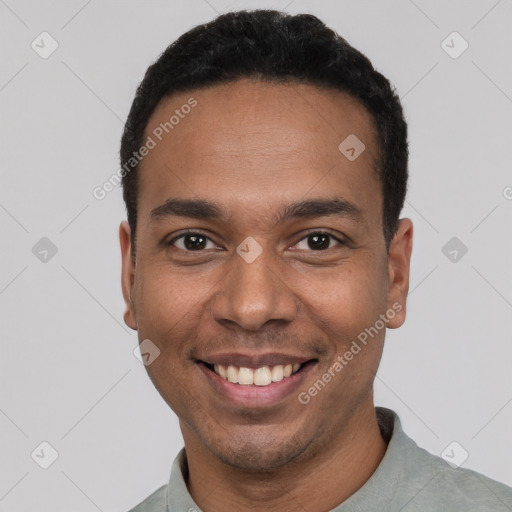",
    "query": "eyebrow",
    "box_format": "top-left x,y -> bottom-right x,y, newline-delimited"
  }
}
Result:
149,197 -> 363,226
